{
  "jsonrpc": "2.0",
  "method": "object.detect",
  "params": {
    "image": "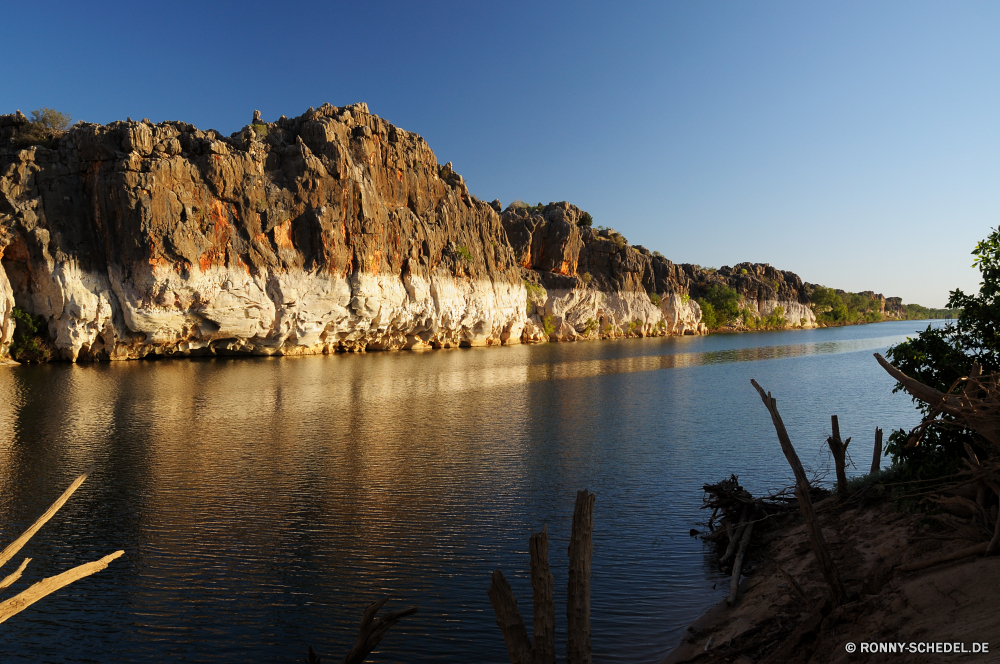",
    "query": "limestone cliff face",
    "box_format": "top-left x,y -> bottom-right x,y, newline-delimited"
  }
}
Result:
501,202 -> 706,339
695,263 -> 818,329
0,104 -> 534,360
0,105 -> 707,362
